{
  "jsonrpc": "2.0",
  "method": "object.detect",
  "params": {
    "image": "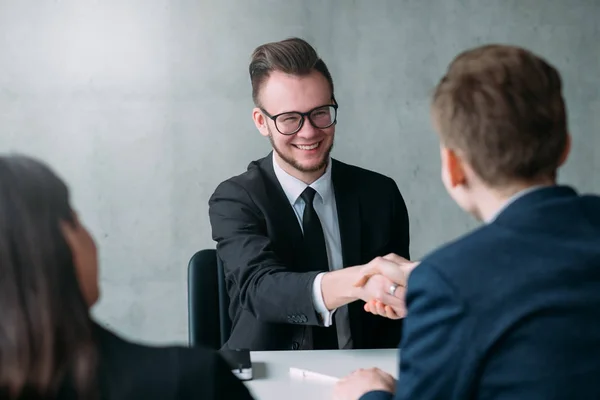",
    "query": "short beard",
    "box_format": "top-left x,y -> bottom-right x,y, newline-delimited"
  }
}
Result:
267,126 -> 333,173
